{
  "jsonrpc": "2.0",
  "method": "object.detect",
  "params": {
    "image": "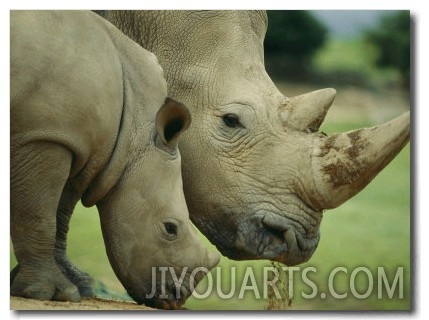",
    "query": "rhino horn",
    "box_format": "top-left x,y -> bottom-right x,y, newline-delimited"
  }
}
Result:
286,88 -> 336,132
311,111 -> 410,209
